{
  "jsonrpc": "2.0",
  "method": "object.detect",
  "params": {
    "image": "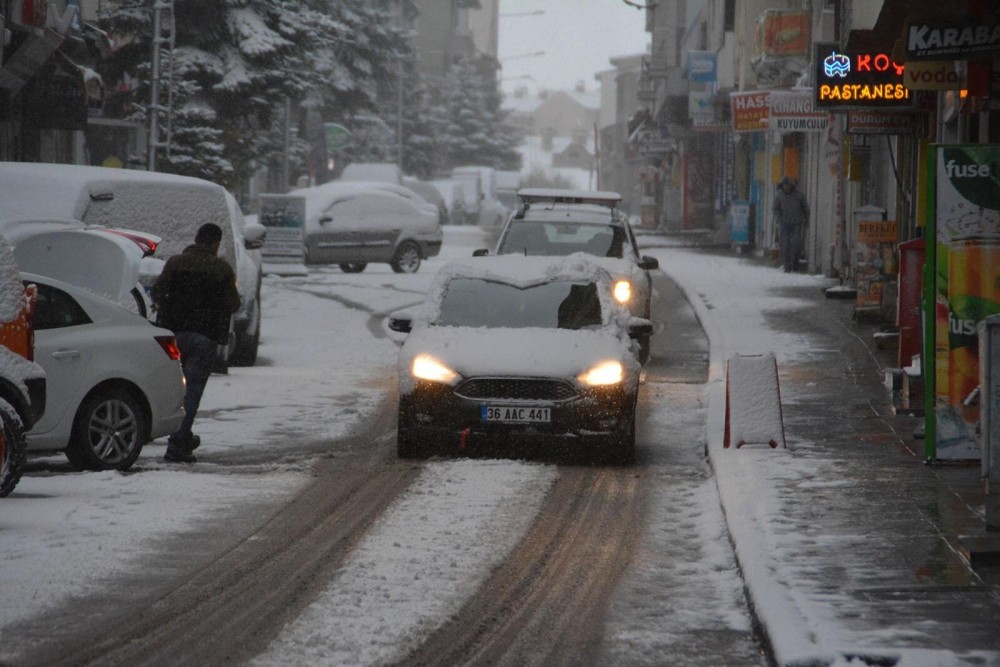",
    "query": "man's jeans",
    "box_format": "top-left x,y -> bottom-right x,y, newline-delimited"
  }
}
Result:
780,222 -> 803,272
171,331 -> 217,446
